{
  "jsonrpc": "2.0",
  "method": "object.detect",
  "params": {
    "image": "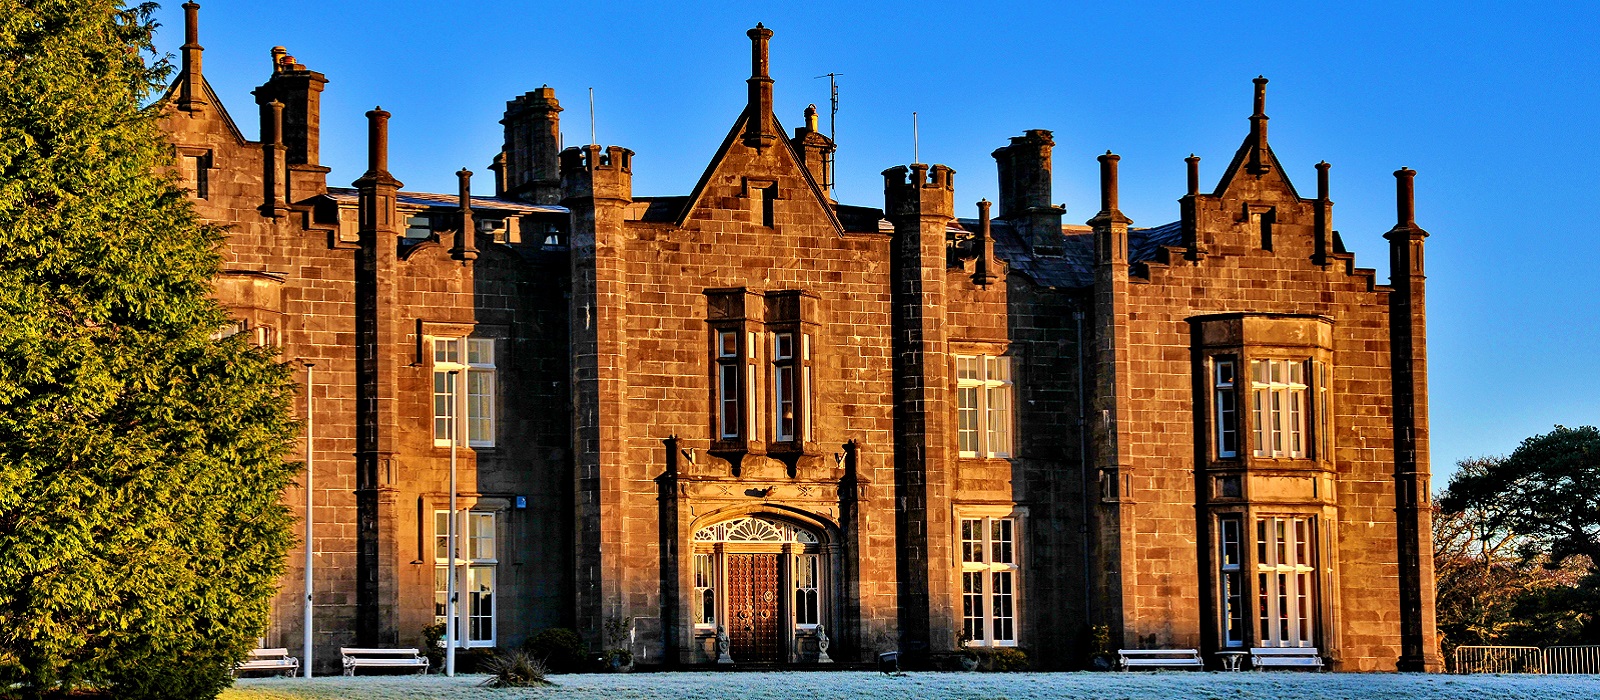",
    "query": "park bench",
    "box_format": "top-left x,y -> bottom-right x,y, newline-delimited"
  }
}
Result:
1251,647 -> 1325,671
234,648 -> 299,677
340,647 -> 429,676
1117,648 -> 1205,671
